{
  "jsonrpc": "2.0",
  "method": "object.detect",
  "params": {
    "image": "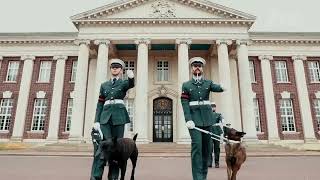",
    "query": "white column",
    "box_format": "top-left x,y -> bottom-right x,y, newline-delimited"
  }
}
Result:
229,56 -> 242,130
216,40 -> 235,126
176,39 -> 192,143
259,55 -> 280,142
83,40 -> 110,141
46,56 -> 68,142
94,40 -> 110,88
69,40 -> 90,143
292,55 -> 317,142
11,55 -> 35,142
236,40 -> 258,141
134,39 -> 150,143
